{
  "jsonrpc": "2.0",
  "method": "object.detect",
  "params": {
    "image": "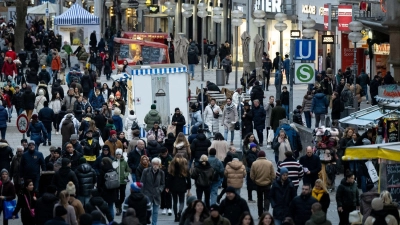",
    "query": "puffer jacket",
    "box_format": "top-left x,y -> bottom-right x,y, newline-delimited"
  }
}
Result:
311,93 -> 328,114
269,177 -> 297,220
124,114 -> 137,140
85,196 -> 113,222
23,87 -> 36,110
89,92 -> 105,110
190,133 -> 211,162
336,178 -> 360,208
52,166 -> 79,193
38,69 -> 50,84
191,161 -> 214,187
35,192 -> 58,225
293,109 -> 303,125
360,190 -> 380,224
305,211 -> 333,225
75,163 -> 97,197
302,95 -> 313,112
147,140 -> 163,159
114,158 -> 130,185
0,105 -> 8,128
144,109 -> 162,131
290,194 -> 318,225
224,160 -> 246,189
